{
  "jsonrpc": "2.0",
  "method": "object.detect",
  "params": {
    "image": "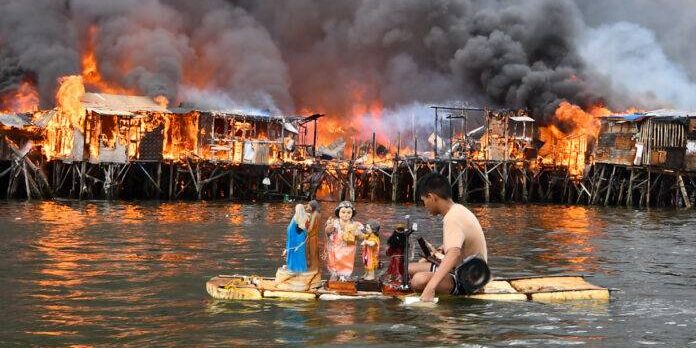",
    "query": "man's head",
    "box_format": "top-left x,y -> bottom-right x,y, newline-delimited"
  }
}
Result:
306,200 -> 320,213
418,172 -> 453,215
